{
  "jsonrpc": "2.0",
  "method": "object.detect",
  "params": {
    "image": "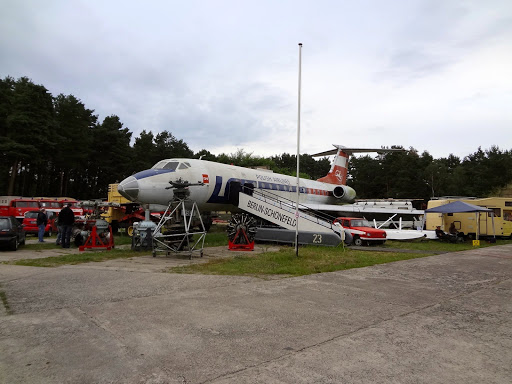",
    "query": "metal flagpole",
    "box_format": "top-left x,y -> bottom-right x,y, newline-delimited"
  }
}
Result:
295,43 -> 302,257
